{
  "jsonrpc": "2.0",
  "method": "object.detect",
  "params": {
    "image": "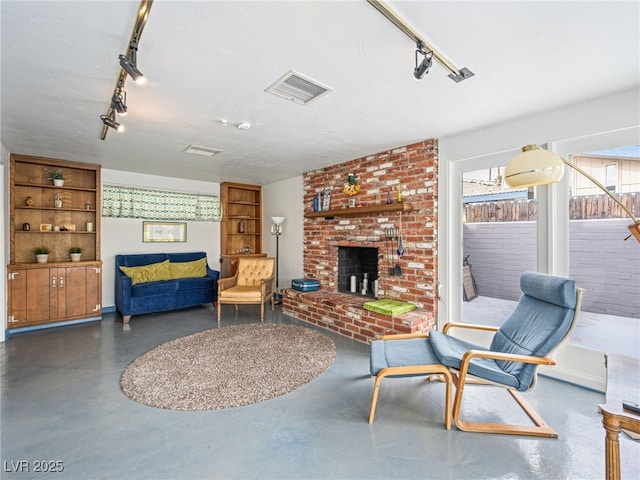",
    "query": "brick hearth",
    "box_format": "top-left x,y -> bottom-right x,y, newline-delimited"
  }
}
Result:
282,139 -> 438,343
